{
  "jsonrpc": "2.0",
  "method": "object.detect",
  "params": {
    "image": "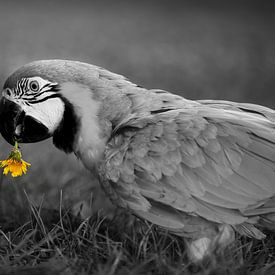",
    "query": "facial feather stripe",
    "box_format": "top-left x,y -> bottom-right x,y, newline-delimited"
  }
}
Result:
12,77 -> 59,104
